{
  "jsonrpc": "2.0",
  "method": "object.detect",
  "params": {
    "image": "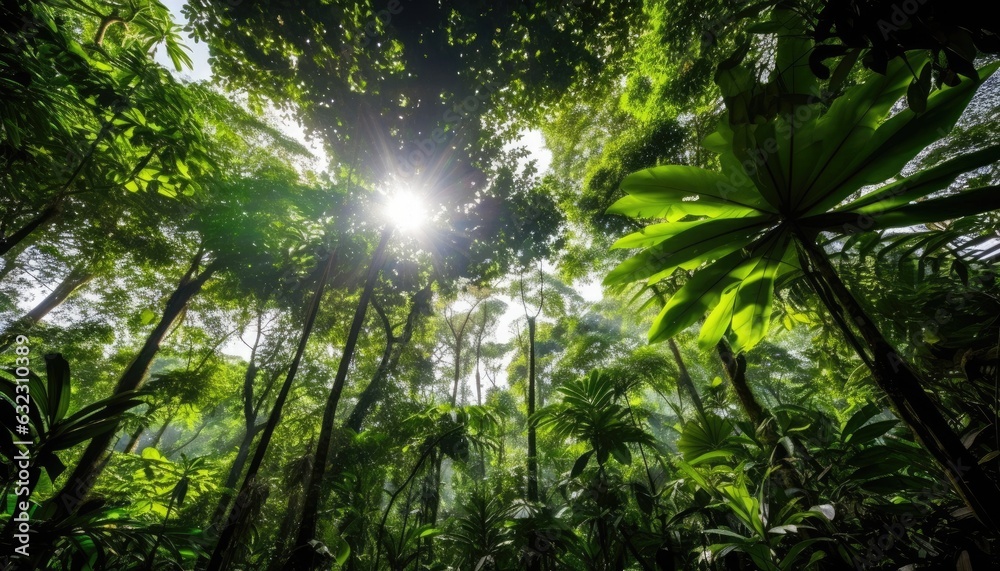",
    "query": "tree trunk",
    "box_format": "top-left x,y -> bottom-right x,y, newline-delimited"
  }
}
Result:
527,317 -> 538,503
716,339 -> 769,431
267,476 -> 306,571
0,241 -> 29,284
204,247 -> 339,571
450,338 -> 463,406
0,265 -> 93,351
208,323 -> 267,529
345,286 -> 428,434
145,413 -> 174,451
124,426 -> 144,454
796,234 -> 1000,533
49,252 -> 217,522
209,427 -> 260,529
475,343 -> 483,406
667,338 -> 706,418
330,288 -> 431,558
288,228 -> 392,570
0,205 -> 59,257
424,449 -> 444,564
